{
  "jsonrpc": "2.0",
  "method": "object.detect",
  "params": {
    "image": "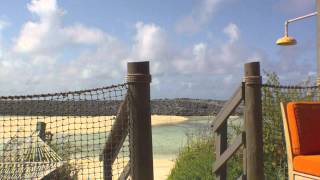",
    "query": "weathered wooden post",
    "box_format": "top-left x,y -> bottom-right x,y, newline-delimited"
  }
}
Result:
36,122 -> 46,140
215,121 -> 227,180
244,62 -> 264,180
127,61 -> 154,180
